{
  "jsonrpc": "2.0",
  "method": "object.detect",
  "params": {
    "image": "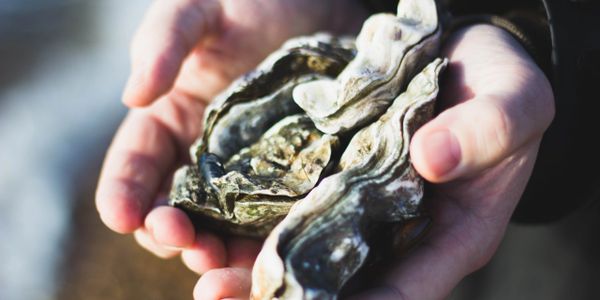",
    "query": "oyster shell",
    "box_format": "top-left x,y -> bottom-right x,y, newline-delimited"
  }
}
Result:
251,58 -> 447,299
172,114 -> 339,237
170,34 -> 355,237
169,0 -> 445,297
292,0 -> 440,134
